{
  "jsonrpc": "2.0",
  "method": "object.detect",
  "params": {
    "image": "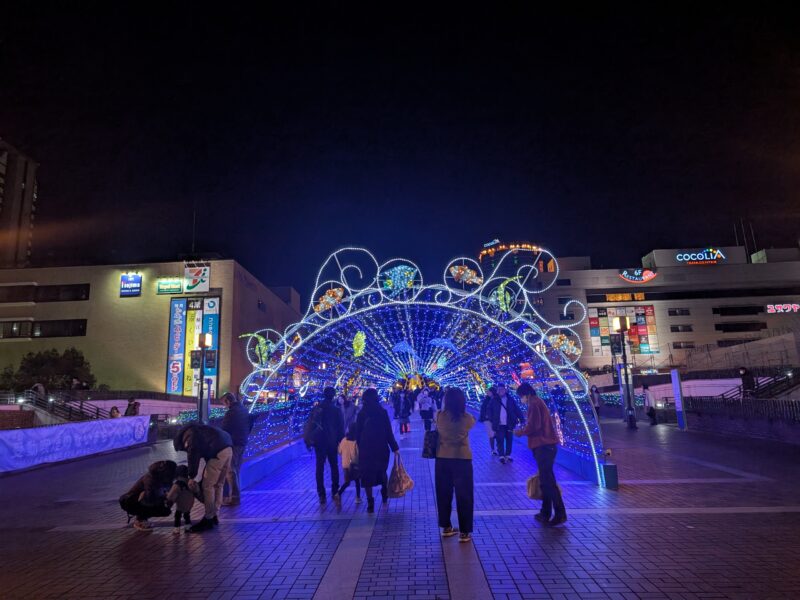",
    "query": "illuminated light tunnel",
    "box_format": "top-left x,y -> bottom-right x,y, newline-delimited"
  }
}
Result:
240,247 -> 606,485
